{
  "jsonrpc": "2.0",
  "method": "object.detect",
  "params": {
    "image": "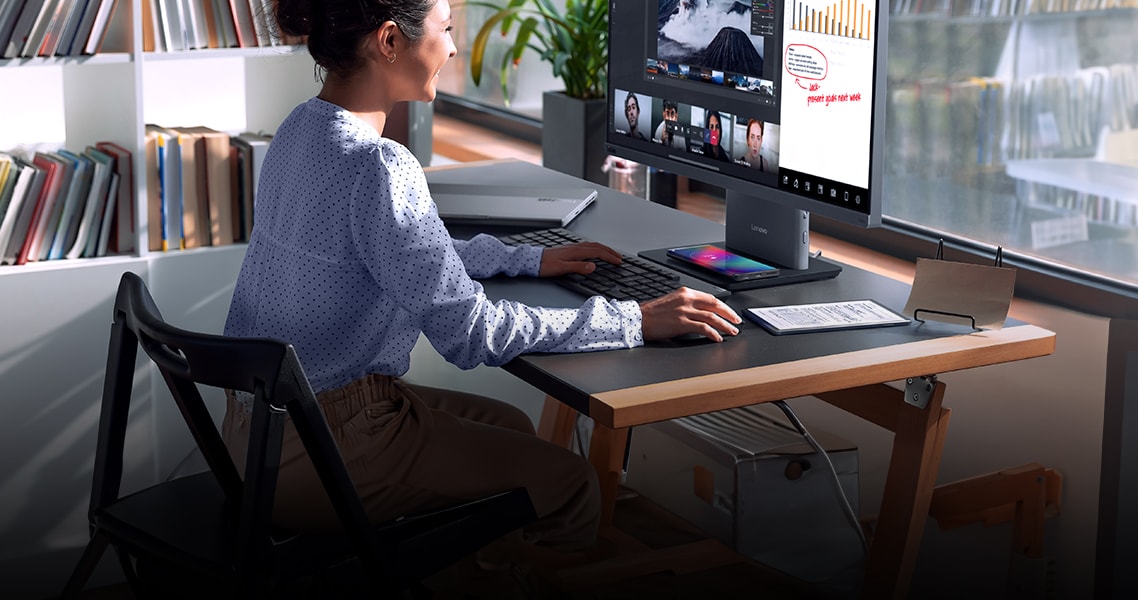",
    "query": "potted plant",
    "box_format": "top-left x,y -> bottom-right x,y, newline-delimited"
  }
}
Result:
465,0 -> 609,184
